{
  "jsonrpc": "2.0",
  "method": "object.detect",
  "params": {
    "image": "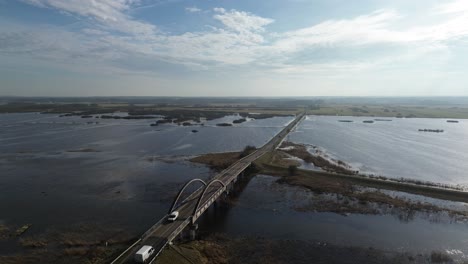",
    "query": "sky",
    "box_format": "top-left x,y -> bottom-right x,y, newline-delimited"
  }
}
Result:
1,0 -> 468,97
